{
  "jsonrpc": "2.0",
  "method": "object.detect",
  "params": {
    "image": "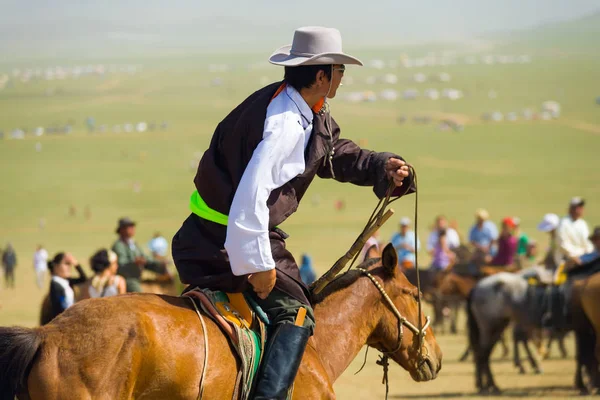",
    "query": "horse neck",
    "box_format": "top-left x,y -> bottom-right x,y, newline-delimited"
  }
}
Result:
457,276 -> 476,298
312,275 -> 383,383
